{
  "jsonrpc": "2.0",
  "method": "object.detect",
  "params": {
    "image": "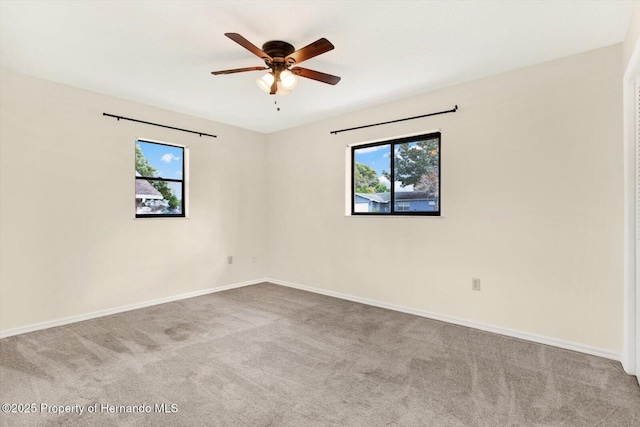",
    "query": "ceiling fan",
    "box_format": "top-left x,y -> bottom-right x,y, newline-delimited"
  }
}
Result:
211,33 -> 341,96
